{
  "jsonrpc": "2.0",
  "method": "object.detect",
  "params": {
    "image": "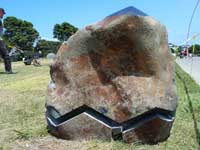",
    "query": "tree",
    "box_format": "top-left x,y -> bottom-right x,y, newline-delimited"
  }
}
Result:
34,39 -> 61,57
53,22 -> 78,41
3,16 -> 39,51
177,46 -> 184,53
189,44 -> 200,55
